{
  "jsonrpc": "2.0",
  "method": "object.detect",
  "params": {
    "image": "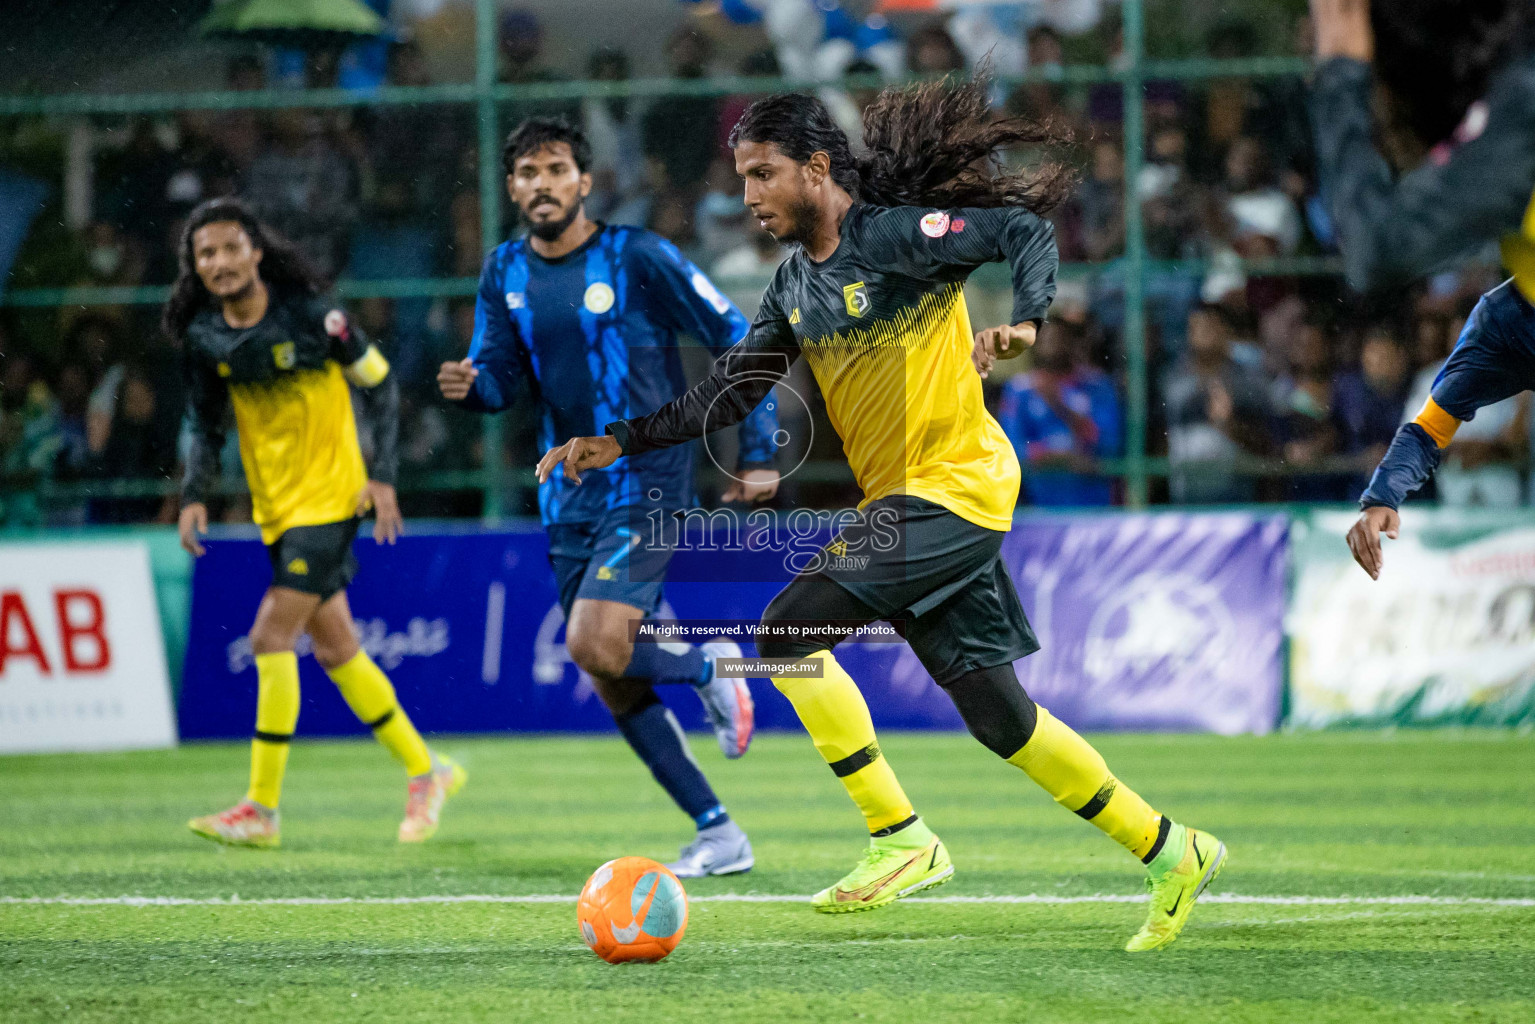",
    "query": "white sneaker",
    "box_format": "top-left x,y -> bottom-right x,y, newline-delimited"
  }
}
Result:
666,819 -> 755,878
